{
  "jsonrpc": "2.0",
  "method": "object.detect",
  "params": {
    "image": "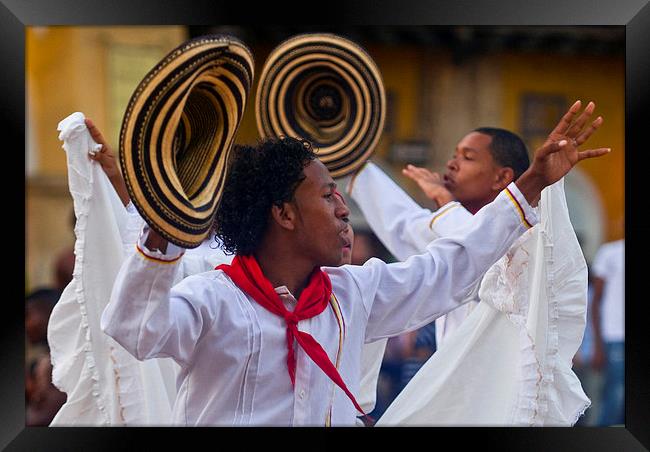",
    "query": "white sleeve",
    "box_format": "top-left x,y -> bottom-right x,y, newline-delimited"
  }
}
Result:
179,244 -> 231,281
343,182 -> 538,342
347,161 -> 472,261
100,226 -> 220,368
428,202 -> 474,238
119,201 -> 146,257
358,339 -> 388,413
